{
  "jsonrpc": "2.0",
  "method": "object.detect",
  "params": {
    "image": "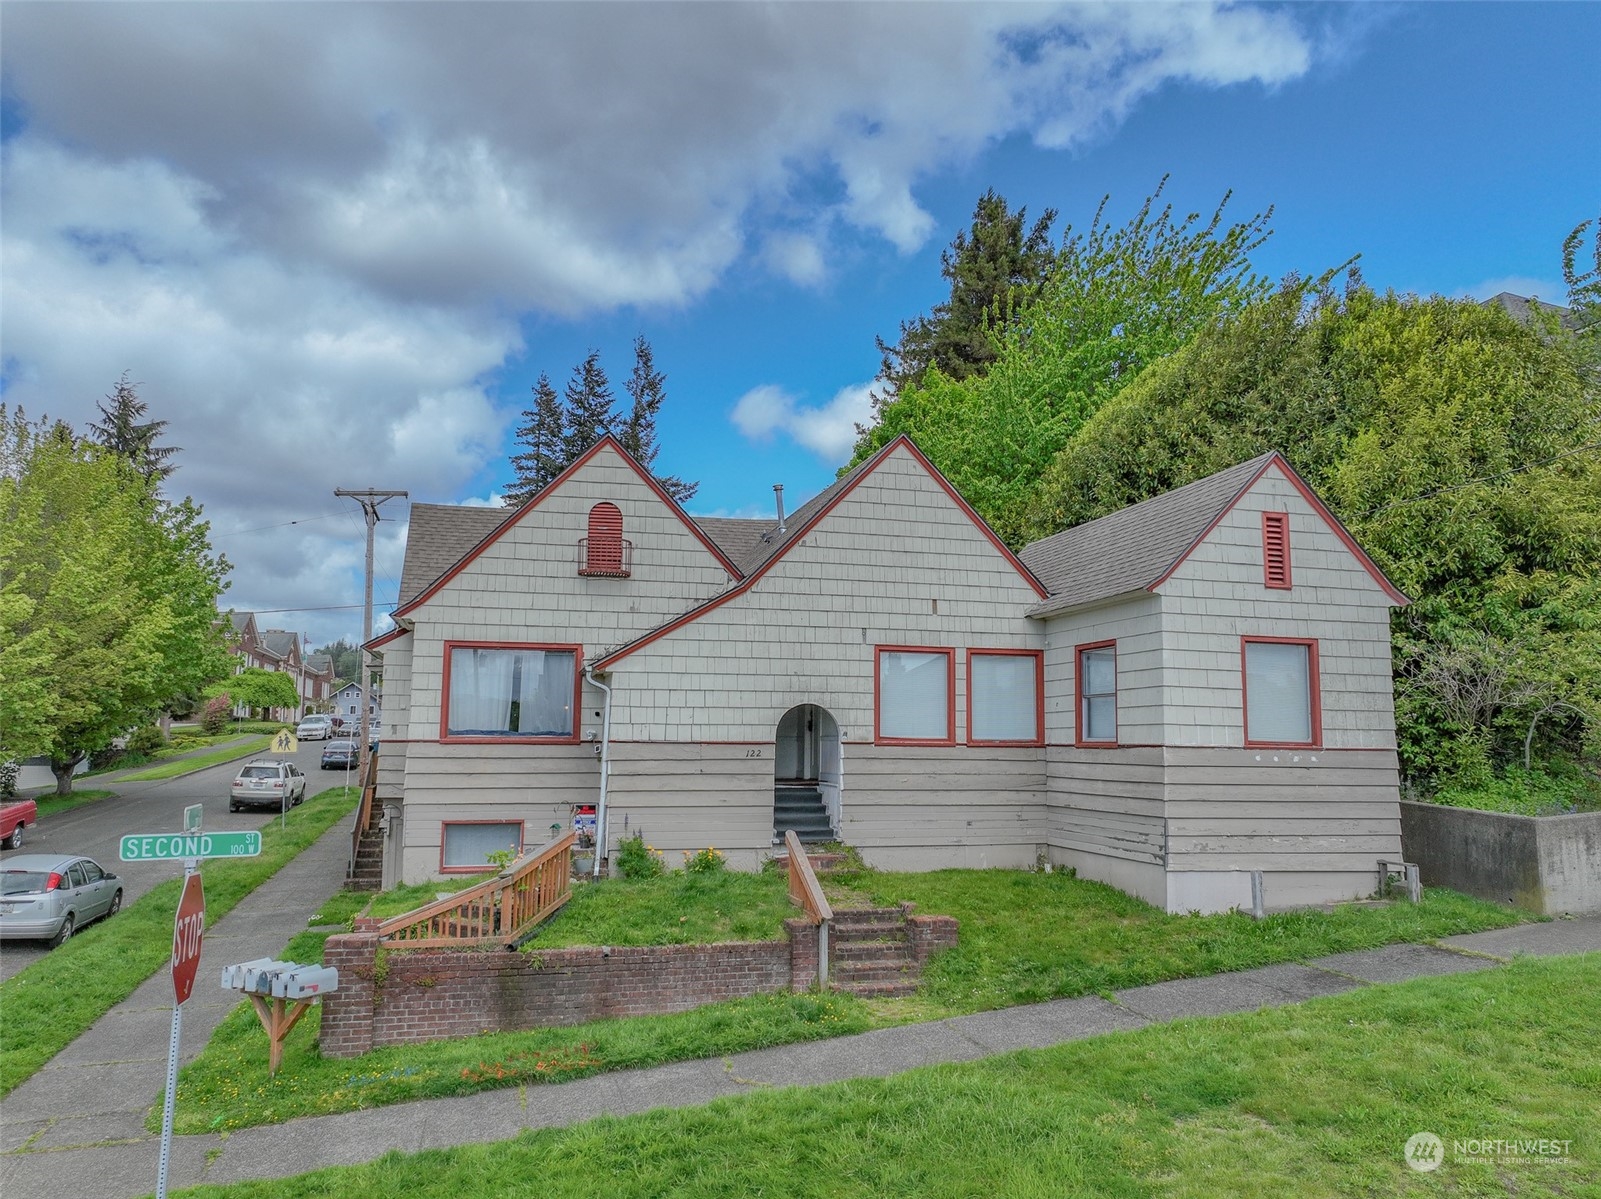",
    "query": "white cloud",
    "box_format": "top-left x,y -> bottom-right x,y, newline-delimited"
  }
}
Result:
731,382 -> 875,462
0,2 -> 1319,642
